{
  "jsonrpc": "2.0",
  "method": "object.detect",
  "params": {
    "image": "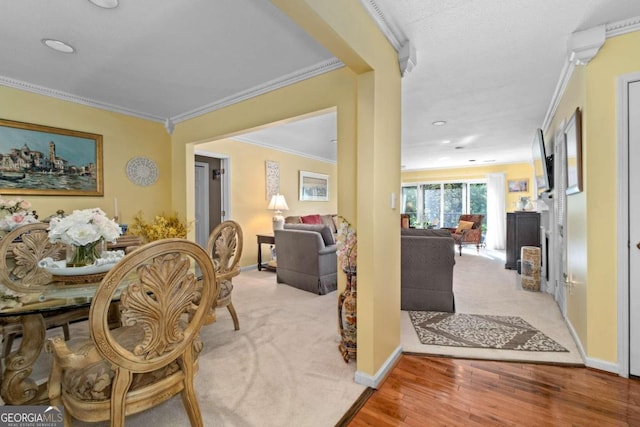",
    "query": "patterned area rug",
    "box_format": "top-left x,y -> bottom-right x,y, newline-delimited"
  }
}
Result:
409,311 -> 569,352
